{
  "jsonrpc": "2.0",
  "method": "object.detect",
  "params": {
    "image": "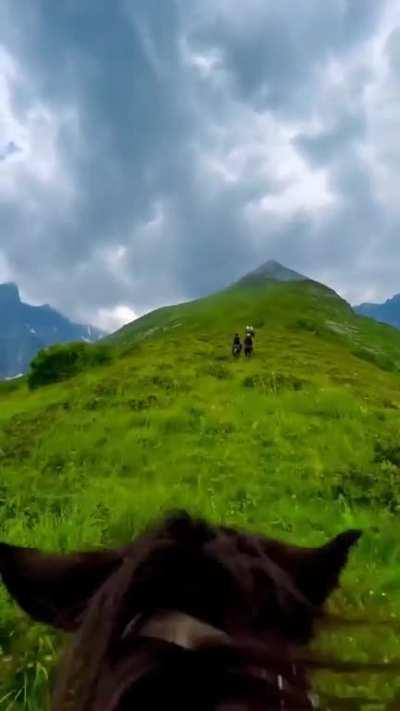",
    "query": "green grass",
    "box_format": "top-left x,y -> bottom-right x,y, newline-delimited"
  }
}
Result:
2,279 -> 400,707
